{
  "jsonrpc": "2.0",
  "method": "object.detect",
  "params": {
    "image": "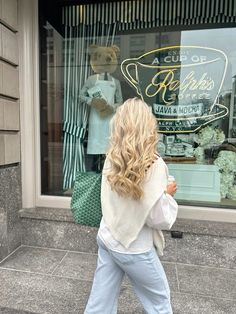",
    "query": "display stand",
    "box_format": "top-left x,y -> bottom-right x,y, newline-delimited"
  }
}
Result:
167,163 -> 221,202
